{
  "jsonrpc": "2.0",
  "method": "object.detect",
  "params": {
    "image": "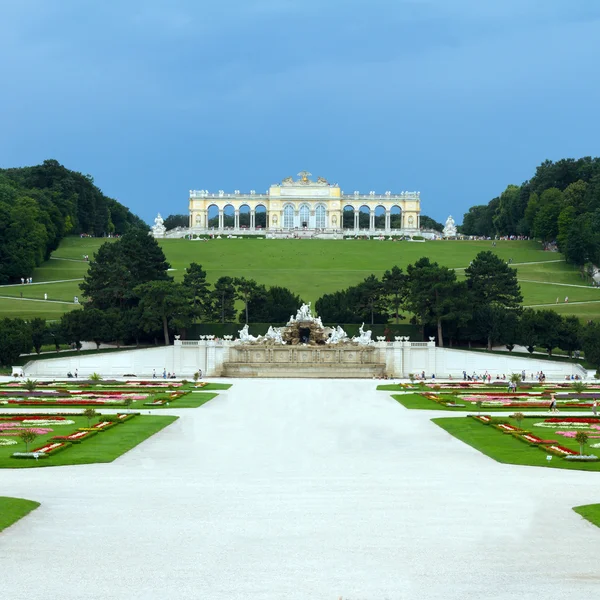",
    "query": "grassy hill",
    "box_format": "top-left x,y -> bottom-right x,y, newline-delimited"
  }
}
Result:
1,236 -> 599,321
